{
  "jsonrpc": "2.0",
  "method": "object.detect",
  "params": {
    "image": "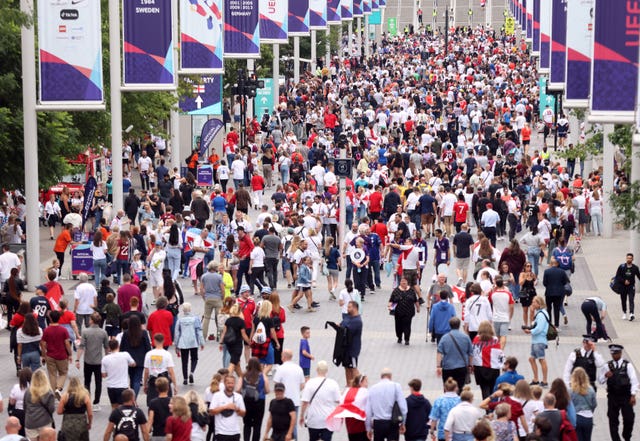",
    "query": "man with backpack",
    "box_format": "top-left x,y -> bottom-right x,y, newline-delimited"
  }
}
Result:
103,388 -> 150,441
